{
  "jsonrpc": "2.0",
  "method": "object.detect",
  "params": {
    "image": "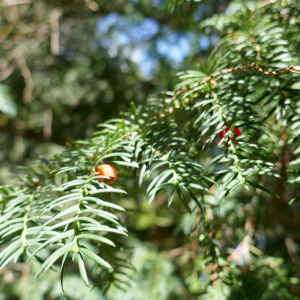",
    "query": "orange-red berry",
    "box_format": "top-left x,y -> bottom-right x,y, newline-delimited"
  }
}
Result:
219,124 -> 241,144
96,164 -> 118,185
